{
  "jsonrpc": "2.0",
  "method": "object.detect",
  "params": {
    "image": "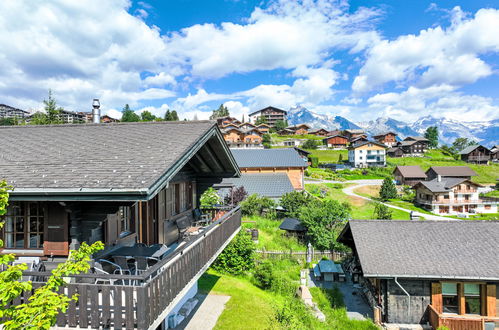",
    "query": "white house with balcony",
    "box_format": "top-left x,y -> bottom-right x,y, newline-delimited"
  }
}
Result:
348,141 -> 386,168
